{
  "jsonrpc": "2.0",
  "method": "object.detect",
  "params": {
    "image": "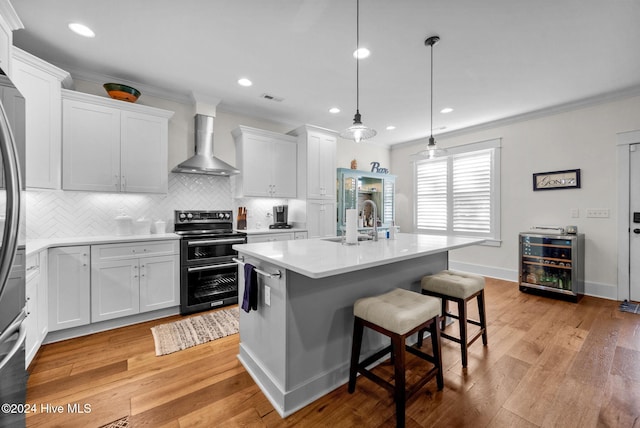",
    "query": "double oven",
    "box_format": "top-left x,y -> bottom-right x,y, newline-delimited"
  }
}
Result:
174,210 -> 247,315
